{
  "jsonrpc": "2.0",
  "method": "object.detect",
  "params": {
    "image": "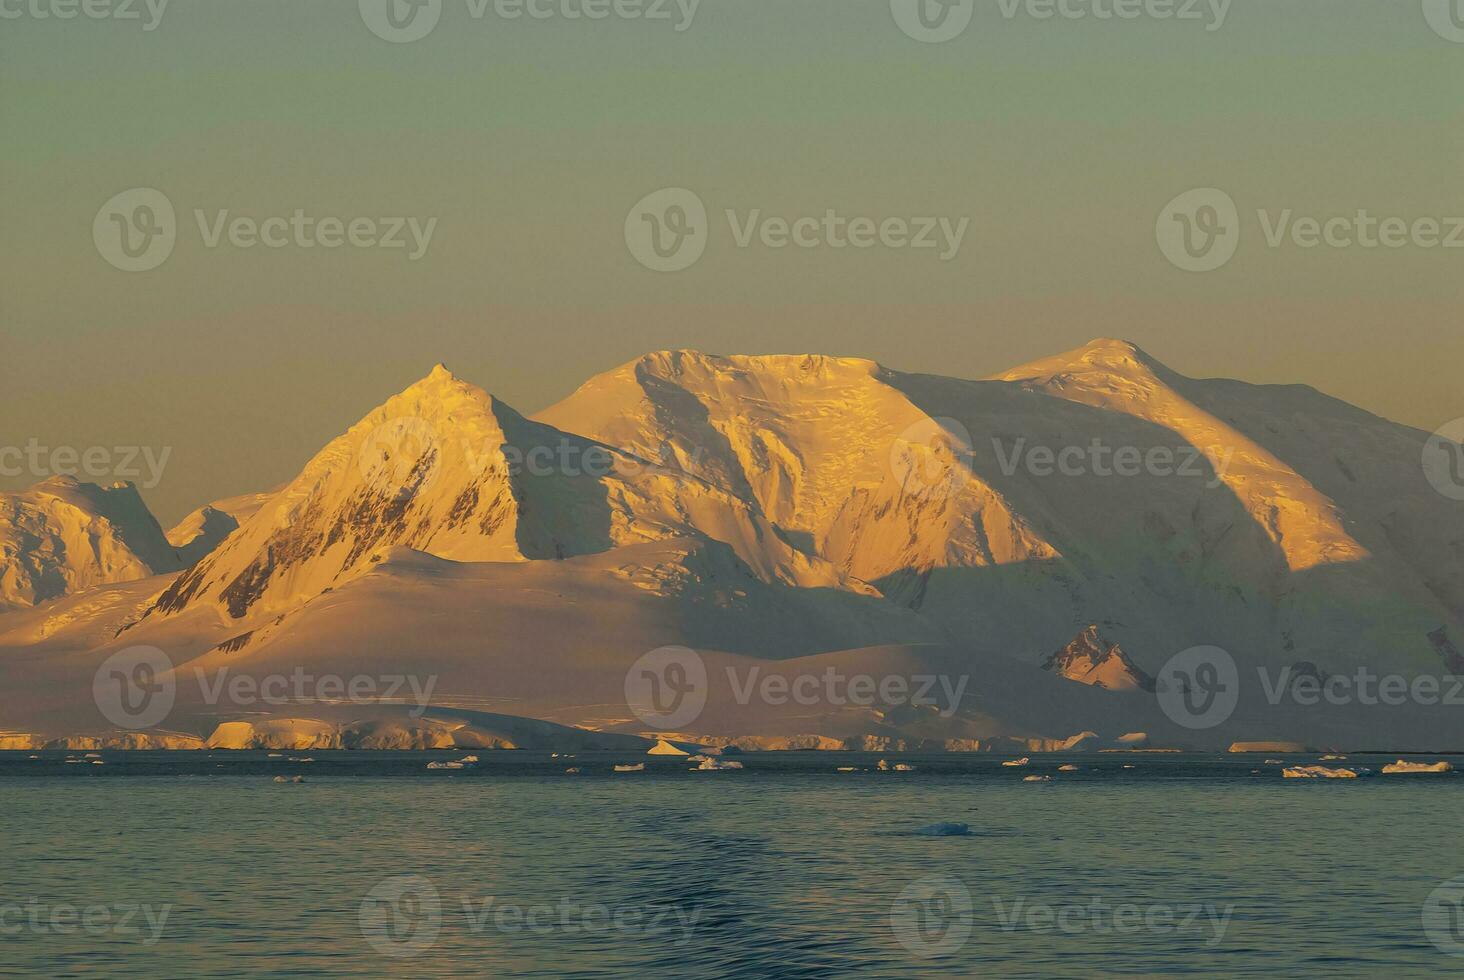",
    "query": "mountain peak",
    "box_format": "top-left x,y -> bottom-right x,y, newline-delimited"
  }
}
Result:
991,337 -> 1166,386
